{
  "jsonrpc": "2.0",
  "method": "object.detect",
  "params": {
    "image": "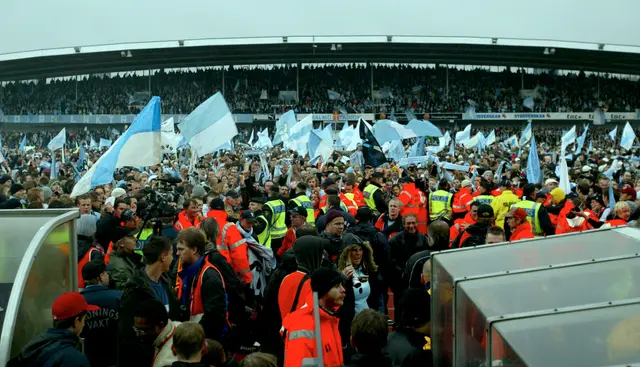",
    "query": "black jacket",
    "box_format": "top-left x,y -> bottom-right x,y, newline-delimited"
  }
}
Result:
384,328 -> 434,367
345,353 -> 393,367
117,268 -> 181,367
77,236 -> 102,263
376,213 -> 404,238
95,213 -> 128,248
456,222 -> 492,248
80,285 -> 122,367
8,329 -> 90,367
404,249 -> 432,290
358,180 -> 388,214
205,246 -> 248,324
388,230 -> 429,312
